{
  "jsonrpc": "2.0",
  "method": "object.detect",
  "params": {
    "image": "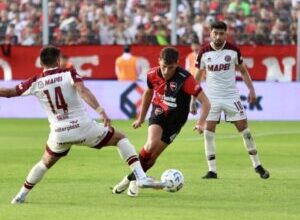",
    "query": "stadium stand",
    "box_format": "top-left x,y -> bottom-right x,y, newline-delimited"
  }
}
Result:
0,0 -> 299,46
